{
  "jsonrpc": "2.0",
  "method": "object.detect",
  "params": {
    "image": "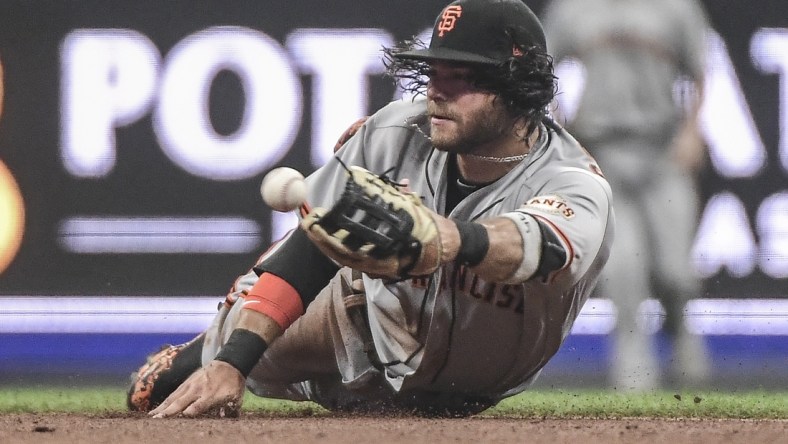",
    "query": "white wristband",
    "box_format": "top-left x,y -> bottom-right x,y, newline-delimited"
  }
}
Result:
500,211 -> 543,284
